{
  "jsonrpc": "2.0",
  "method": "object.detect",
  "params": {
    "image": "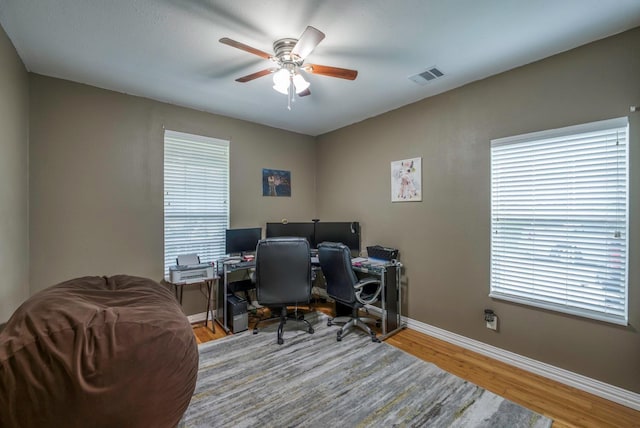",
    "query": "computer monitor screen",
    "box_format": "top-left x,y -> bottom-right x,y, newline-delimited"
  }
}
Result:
314,222 -> 360,252
266,222 -> 315,247
225,227 -> 262,255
